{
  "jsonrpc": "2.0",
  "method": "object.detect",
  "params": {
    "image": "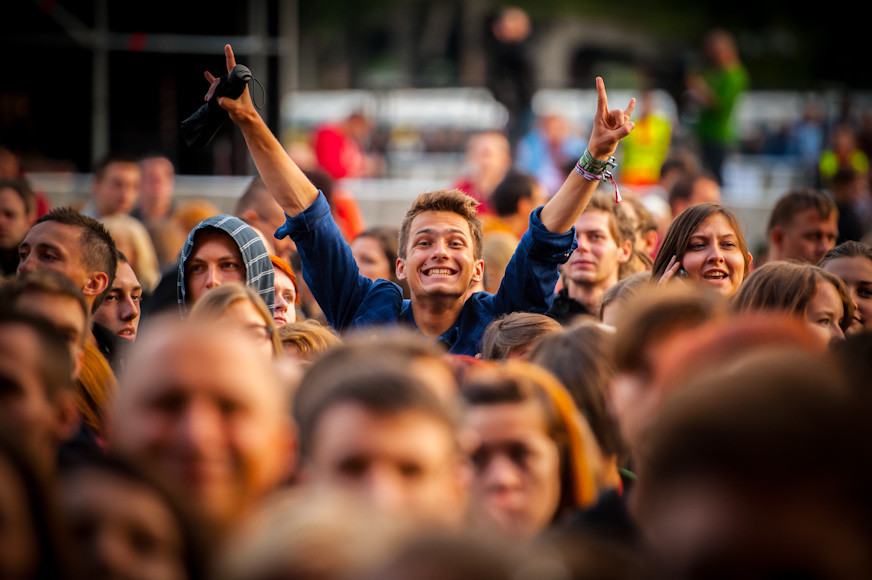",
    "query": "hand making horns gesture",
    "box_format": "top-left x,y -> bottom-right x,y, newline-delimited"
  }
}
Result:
587,77 -> 636,160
